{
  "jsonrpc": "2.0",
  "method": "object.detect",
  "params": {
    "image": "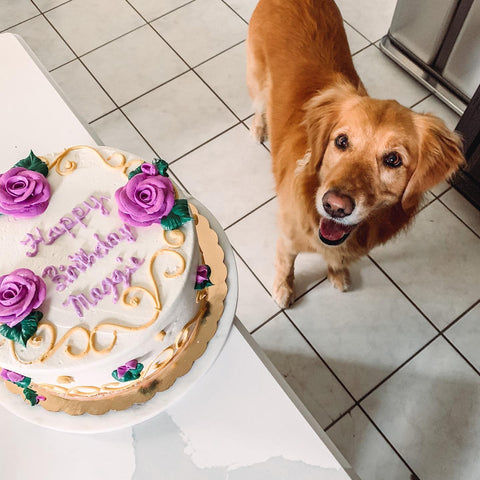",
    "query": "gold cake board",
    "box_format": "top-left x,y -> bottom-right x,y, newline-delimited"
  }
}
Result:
5,204 -> 228,416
